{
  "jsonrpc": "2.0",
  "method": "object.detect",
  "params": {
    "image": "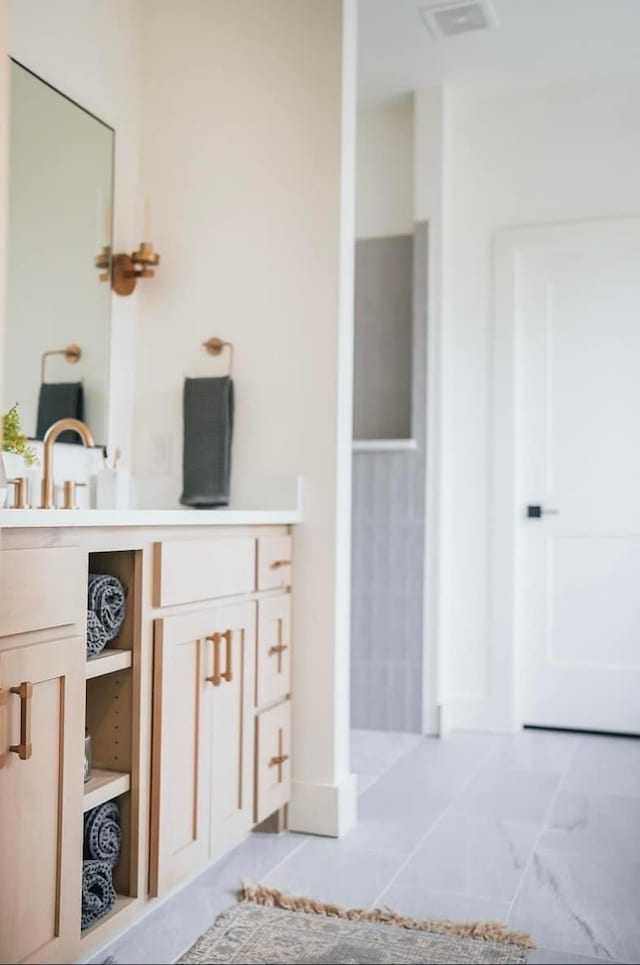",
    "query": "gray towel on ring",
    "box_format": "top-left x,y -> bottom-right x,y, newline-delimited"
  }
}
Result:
180,376 -> 234,508
36,381 -> 84,442
86,610 -> 108,659
88,573 -> 126,642
84,801 -> 122,867
81,860 -> 116,930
